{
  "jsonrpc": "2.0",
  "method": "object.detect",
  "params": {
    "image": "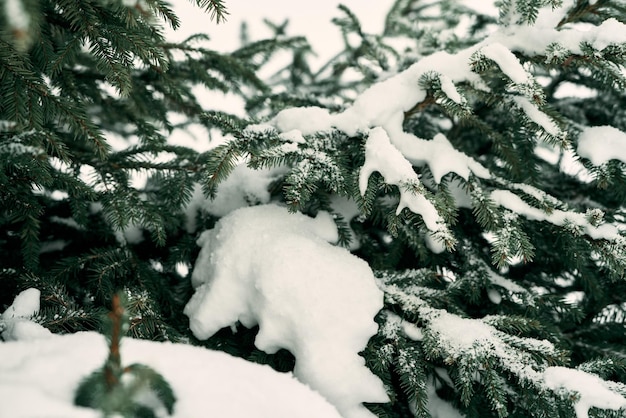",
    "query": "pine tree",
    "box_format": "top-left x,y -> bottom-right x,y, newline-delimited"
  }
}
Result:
198,1 -> 626,417
2,0 -> 626,417
0,0 -> 262,339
